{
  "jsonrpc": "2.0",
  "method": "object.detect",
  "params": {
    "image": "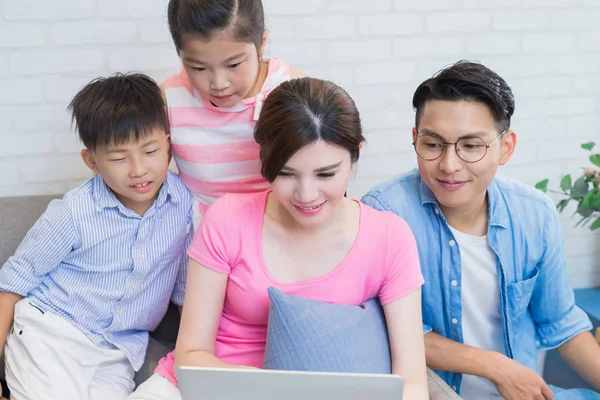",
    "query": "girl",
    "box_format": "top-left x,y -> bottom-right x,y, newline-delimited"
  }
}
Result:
162,0 -> 303,229
129,78 -> 429,399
